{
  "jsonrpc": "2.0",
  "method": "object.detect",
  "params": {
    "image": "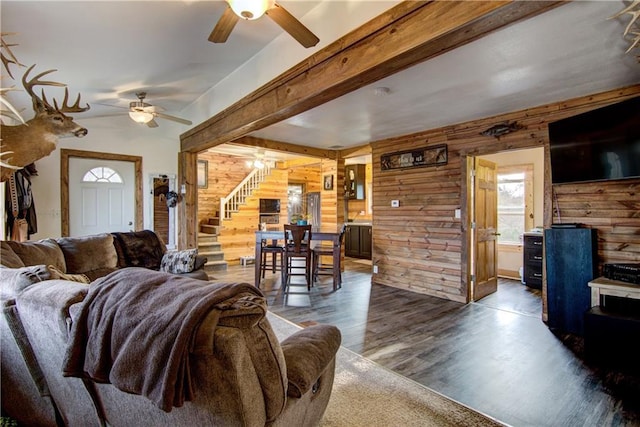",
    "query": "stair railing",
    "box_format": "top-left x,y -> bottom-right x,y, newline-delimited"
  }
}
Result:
220,164 -> 272,220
